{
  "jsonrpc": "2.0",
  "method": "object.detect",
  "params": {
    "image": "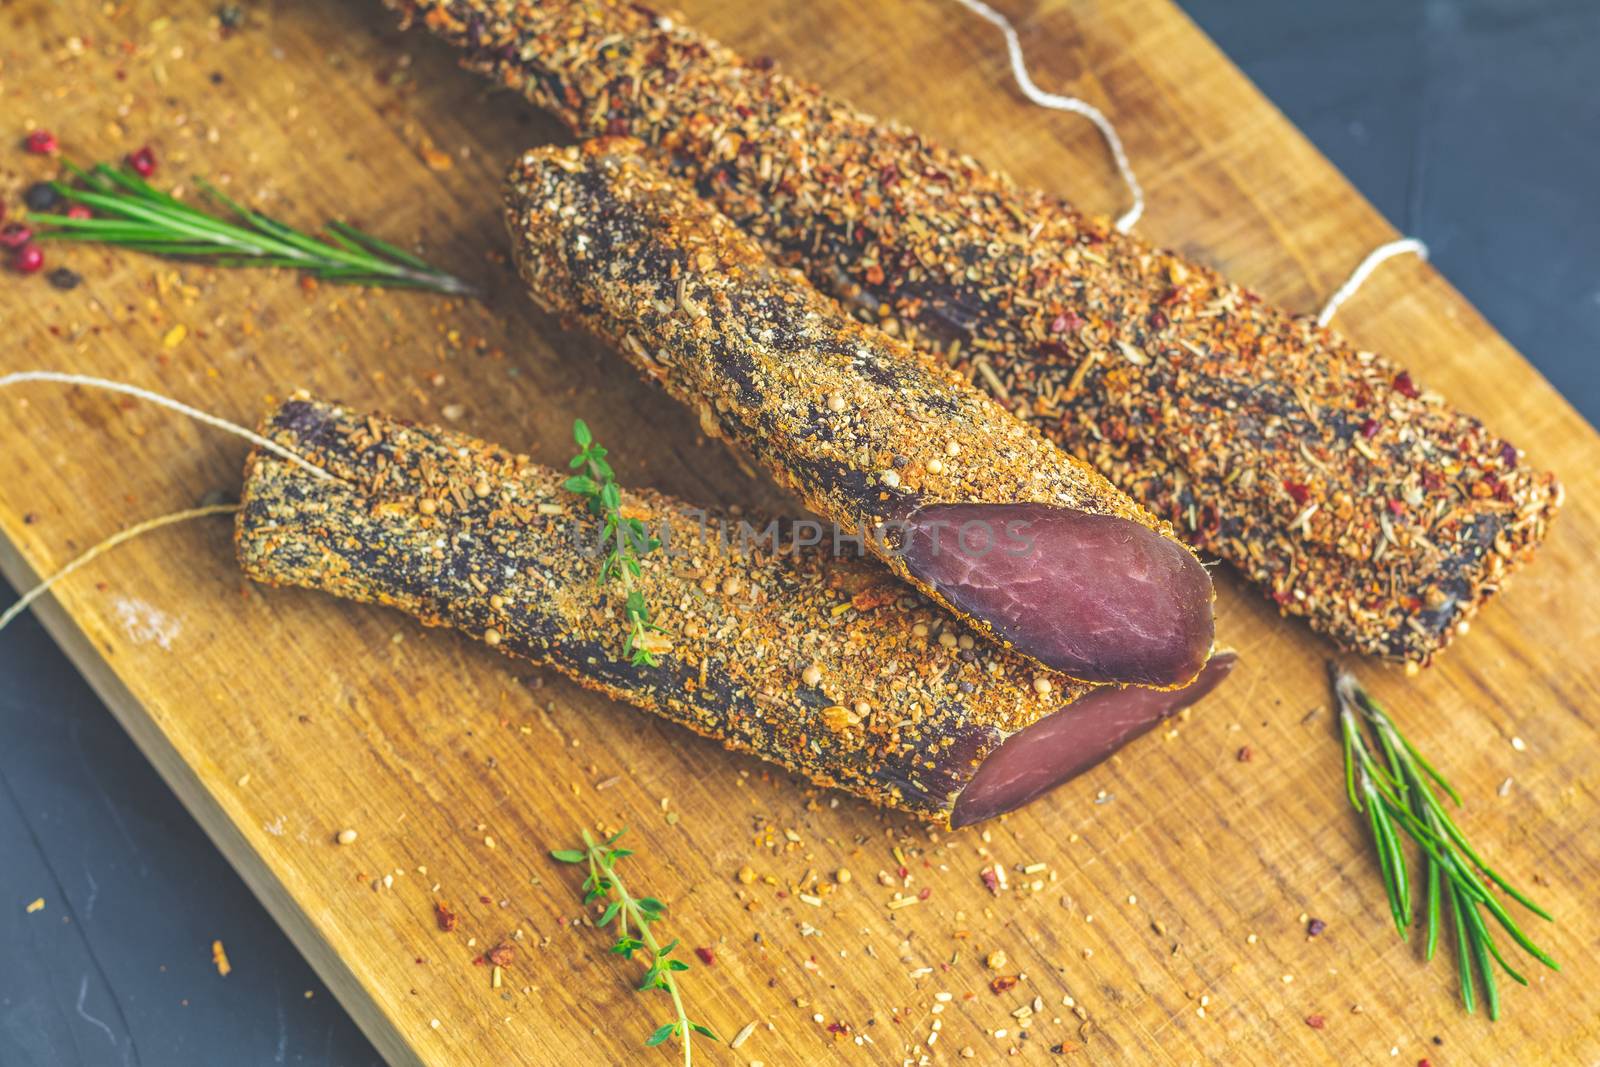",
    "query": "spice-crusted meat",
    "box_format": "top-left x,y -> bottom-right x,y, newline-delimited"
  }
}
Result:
506,141 -> 1215,689
235,398 -> 1234,826
388,0 -> 1561,665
